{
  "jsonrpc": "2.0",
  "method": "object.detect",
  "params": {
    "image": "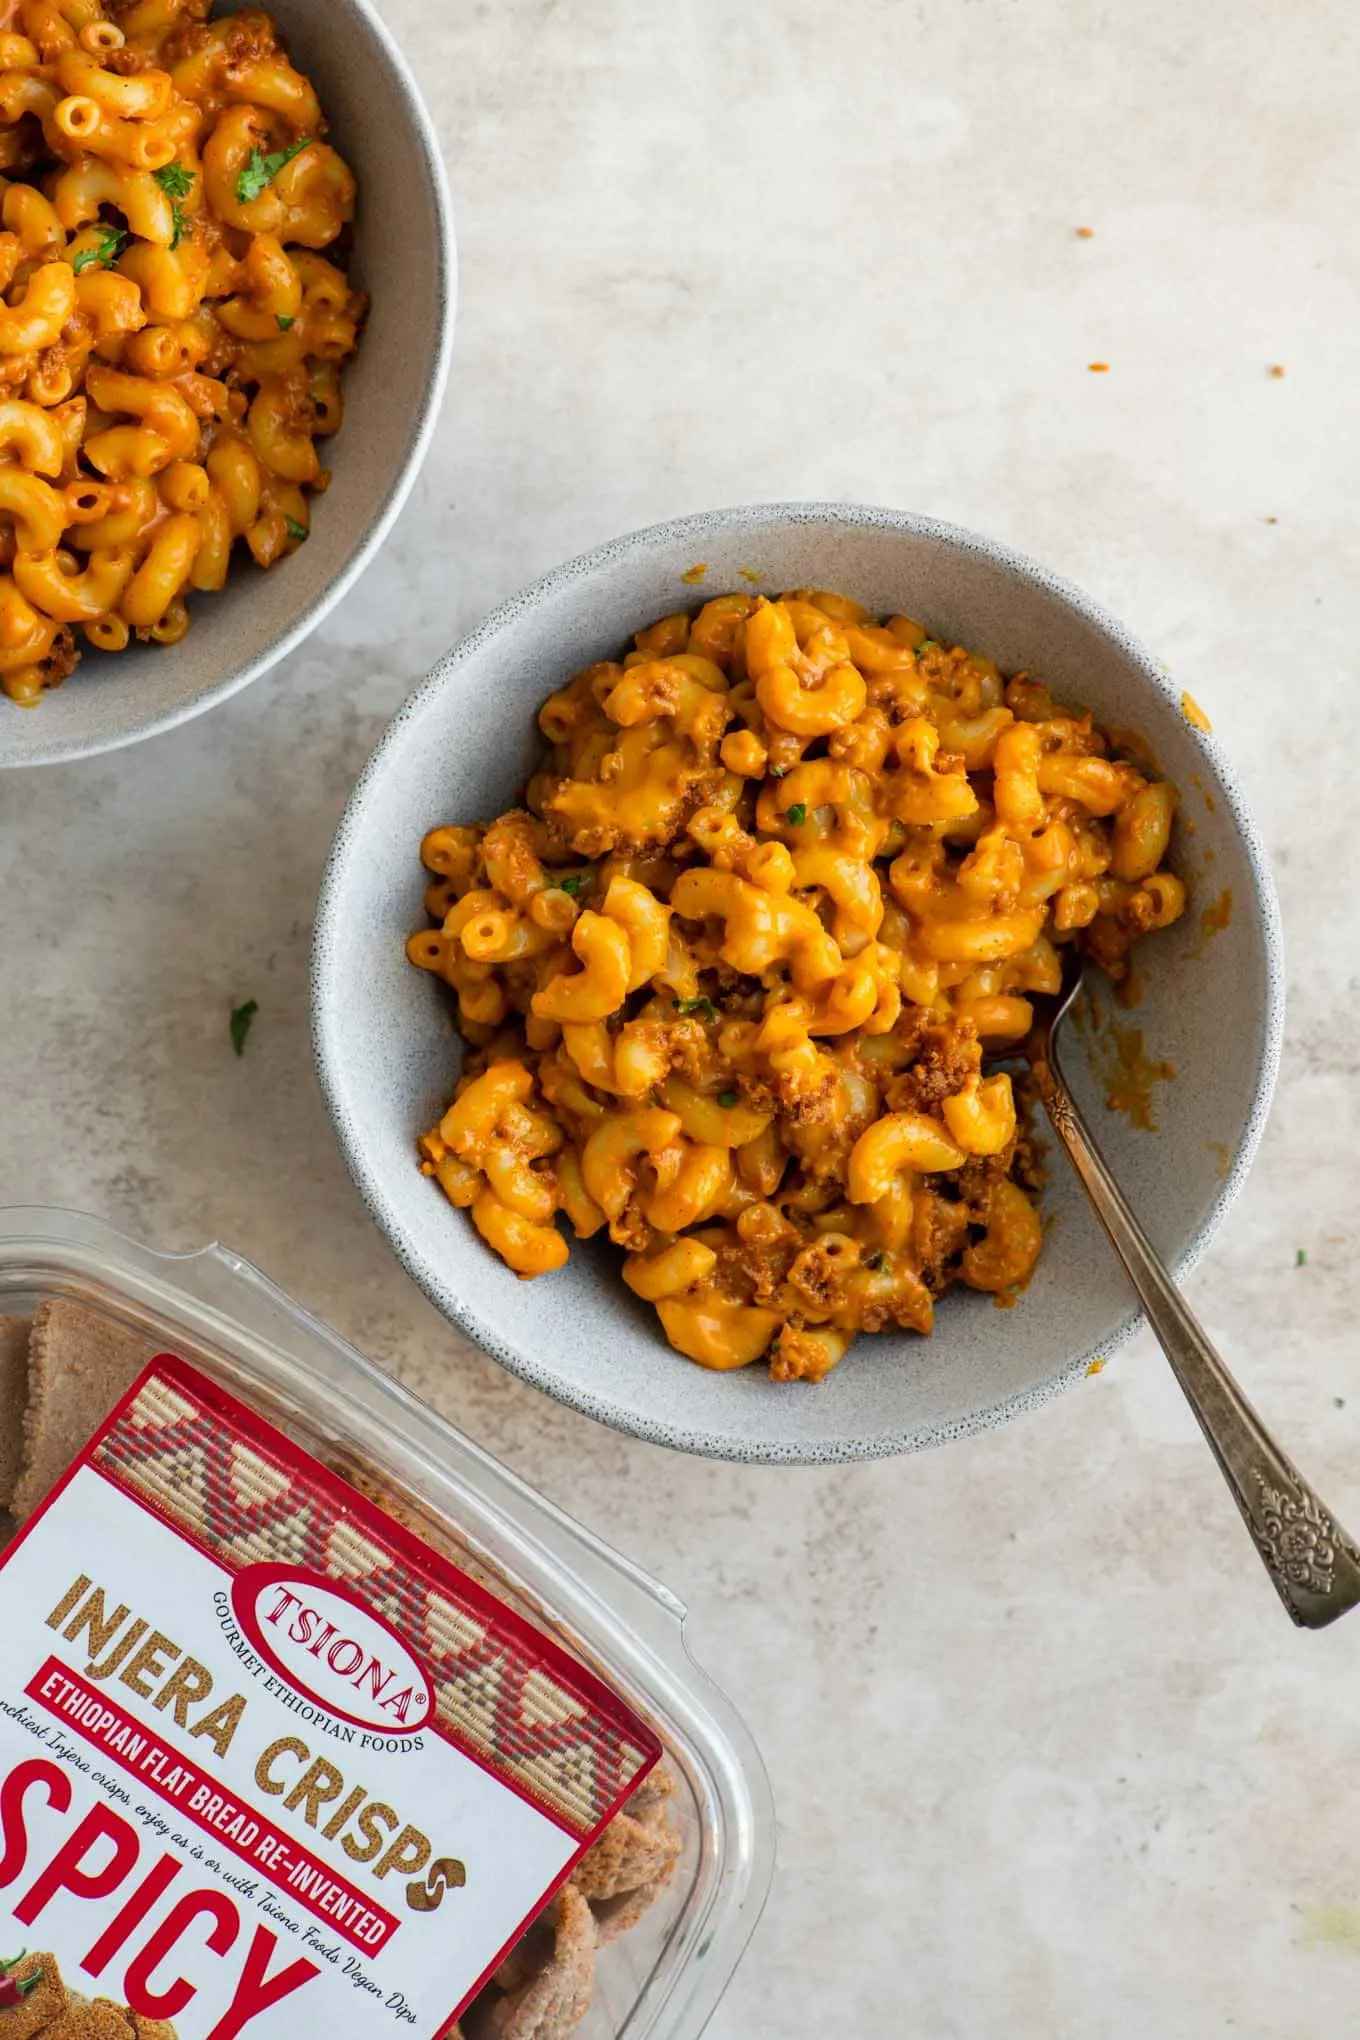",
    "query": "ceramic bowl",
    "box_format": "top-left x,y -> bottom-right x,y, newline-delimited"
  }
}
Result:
312,504 -> 1284,1464
0,0 -> 454,770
